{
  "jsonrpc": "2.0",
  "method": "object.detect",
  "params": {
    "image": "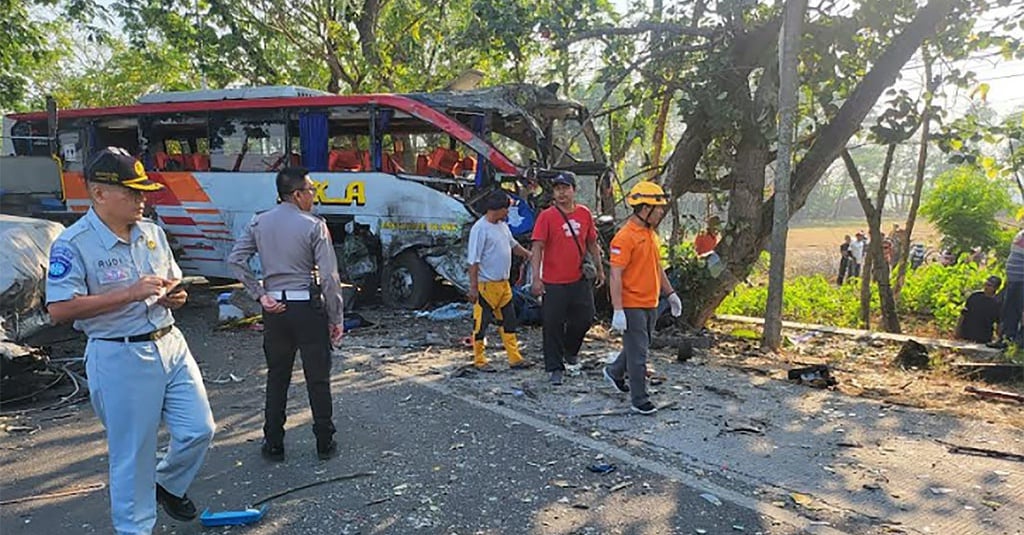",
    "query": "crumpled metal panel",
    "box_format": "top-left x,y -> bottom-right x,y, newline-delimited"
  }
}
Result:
0,215 -> 64,342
